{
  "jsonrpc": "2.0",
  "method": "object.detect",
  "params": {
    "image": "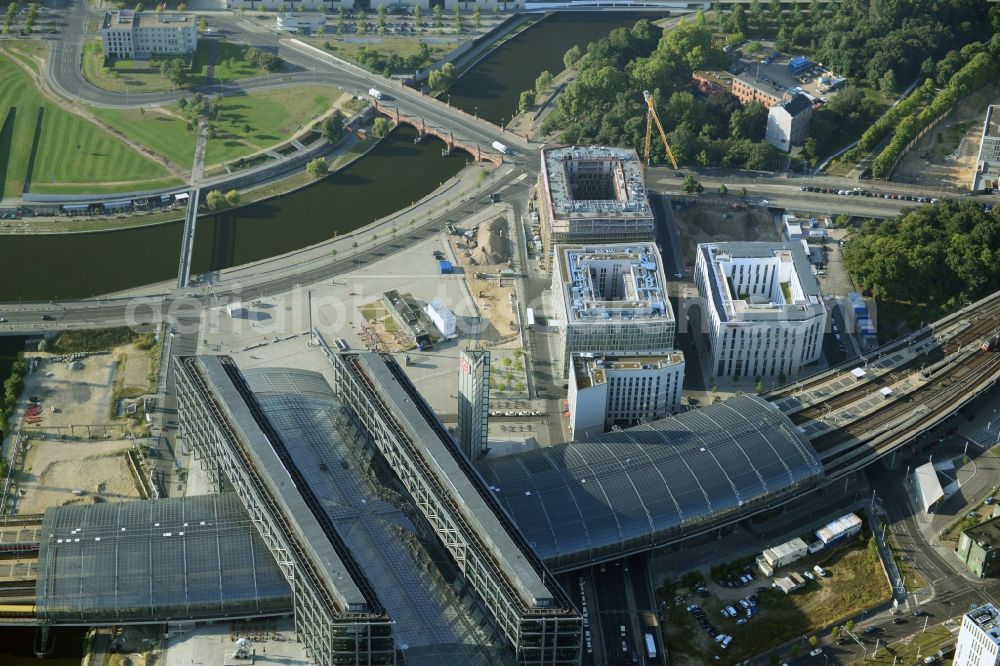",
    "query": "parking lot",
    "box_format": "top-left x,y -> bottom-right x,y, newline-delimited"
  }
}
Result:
734,47 -> 842,102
